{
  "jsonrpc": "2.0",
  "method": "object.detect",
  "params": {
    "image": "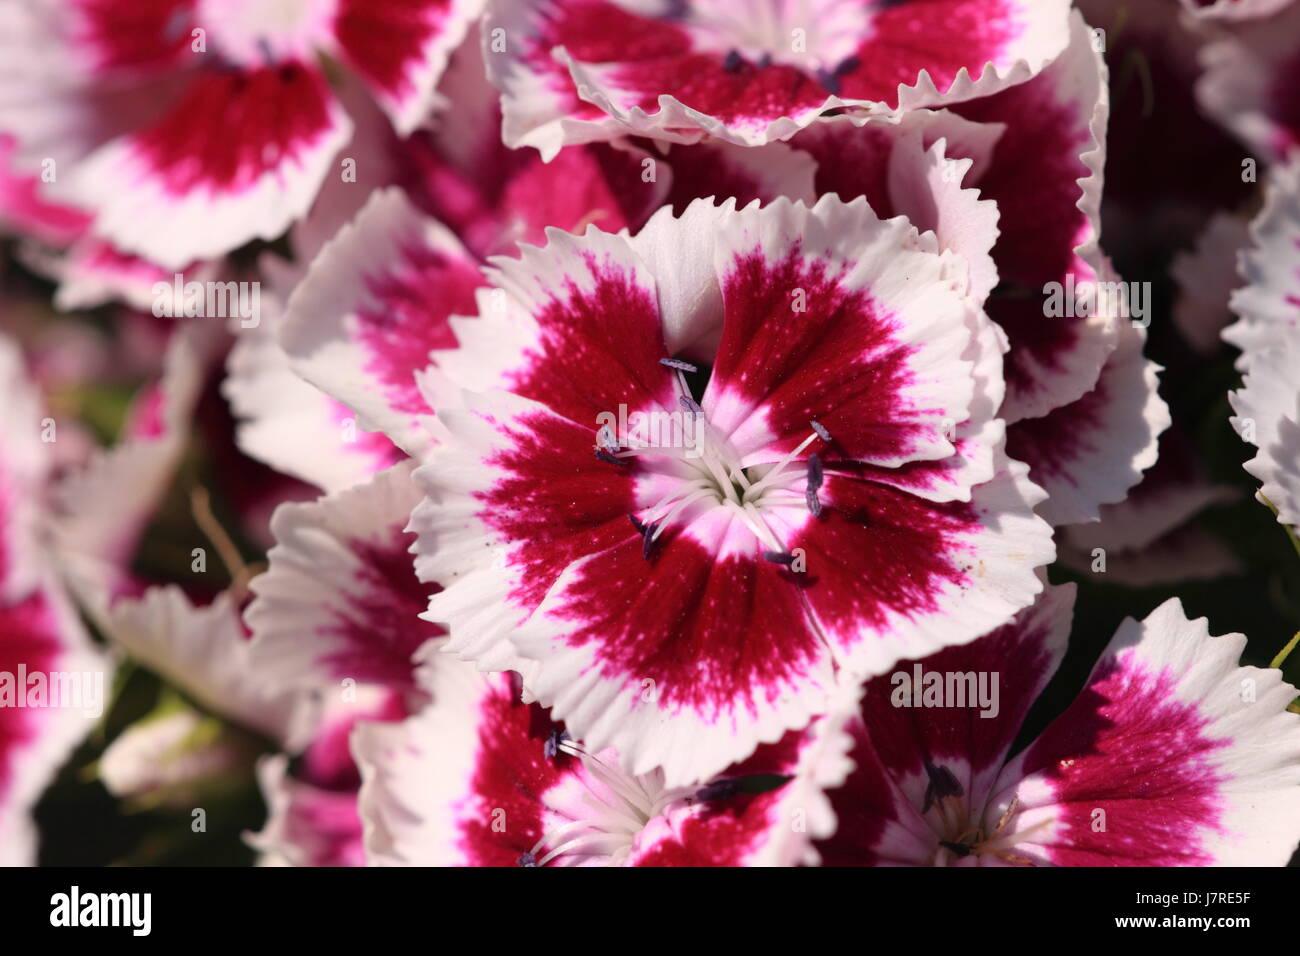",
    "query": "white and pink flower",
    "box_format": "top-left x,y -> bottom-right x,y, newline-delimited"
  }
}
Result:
810,587 -> 1300,866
